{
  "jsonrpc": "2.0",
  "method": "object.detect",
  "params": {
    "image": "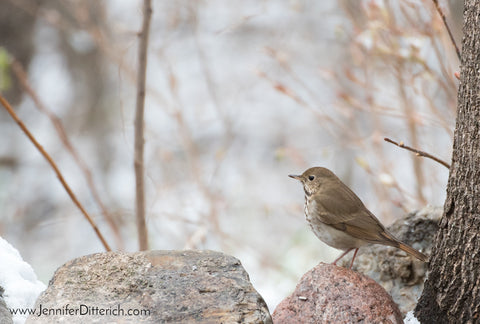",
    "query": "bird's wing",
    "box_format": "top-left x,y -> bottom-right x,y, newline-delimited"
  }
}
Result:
313,182 -> 391,244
